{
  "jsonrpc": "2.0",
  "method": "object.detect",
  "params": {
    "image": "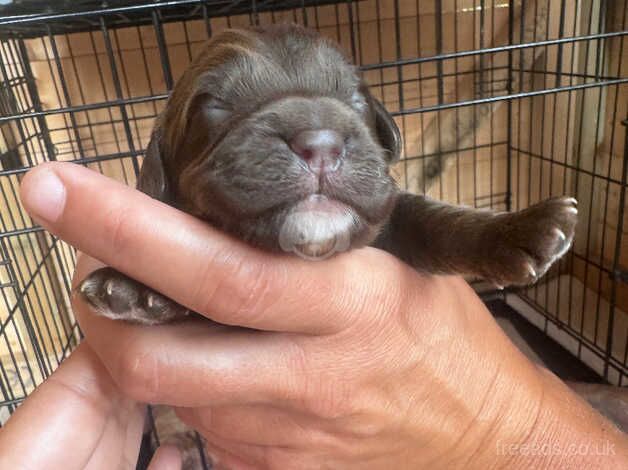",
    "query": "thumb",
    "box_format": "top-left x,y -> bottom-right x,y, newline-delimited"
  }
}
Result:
21,161 -> 410,335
